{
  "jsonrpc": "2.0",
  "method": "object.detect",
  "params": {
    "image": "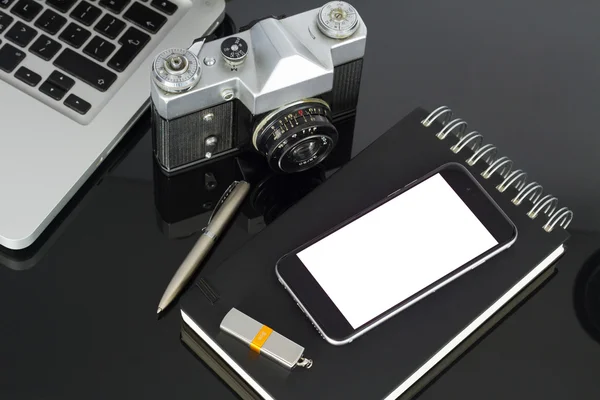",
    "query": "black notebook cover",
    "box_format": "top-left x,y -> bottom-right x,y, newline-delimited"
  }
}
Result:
180,107 -> 570,400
